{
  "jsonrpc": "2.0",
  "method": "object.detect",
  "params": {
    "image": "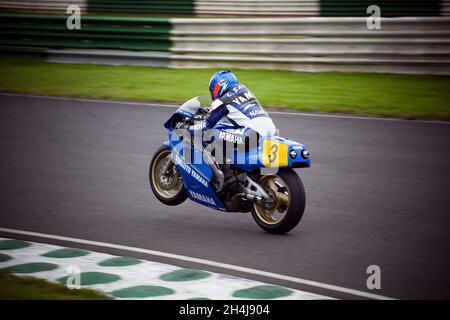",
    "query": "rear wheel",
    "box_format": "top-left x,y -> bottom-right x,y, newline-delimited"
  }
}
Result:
149,146 -> 187,206
251,169 -> 305,234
